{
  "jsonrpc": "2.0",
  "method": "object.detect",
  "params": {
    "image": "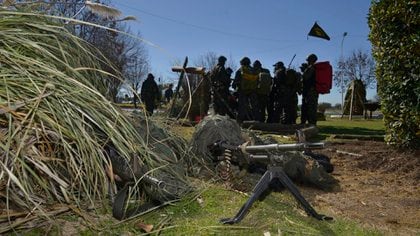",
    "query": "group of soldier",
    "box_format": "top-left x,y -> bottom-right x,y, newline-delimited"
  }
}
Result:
140,53 -> 320,126
209,53 -> 320,125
